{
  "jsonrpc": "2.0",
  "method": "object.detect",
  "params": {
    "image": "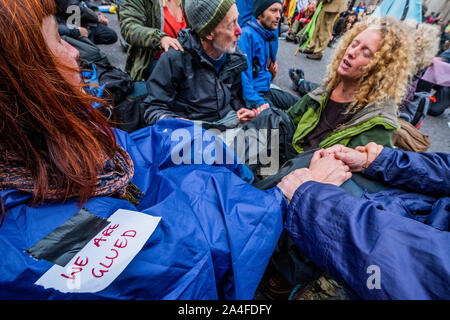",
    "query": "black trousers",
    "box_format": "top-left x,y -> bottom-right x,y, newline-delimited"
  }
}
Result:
88,23 -> 118,45
263,88 -> 300,110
